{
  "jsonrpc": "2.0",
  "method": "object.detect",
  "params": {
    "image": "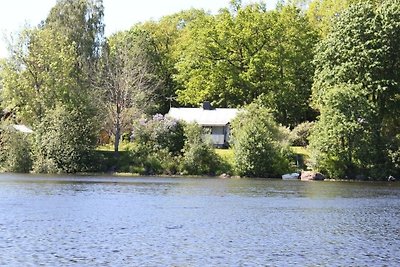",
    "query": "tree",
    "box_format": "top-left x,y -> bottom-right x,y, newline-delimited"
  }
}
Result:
232,100 -> 292,177
137,9 -> 208,114
307,0 -> 381,37
45,0 -> 104,79
1,28 -> 79,124
174,2 -> 318,126
0,0 -> 104,174
310,0 -> 400,179
99,29 -> 159,153
309,85 -> 374,178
